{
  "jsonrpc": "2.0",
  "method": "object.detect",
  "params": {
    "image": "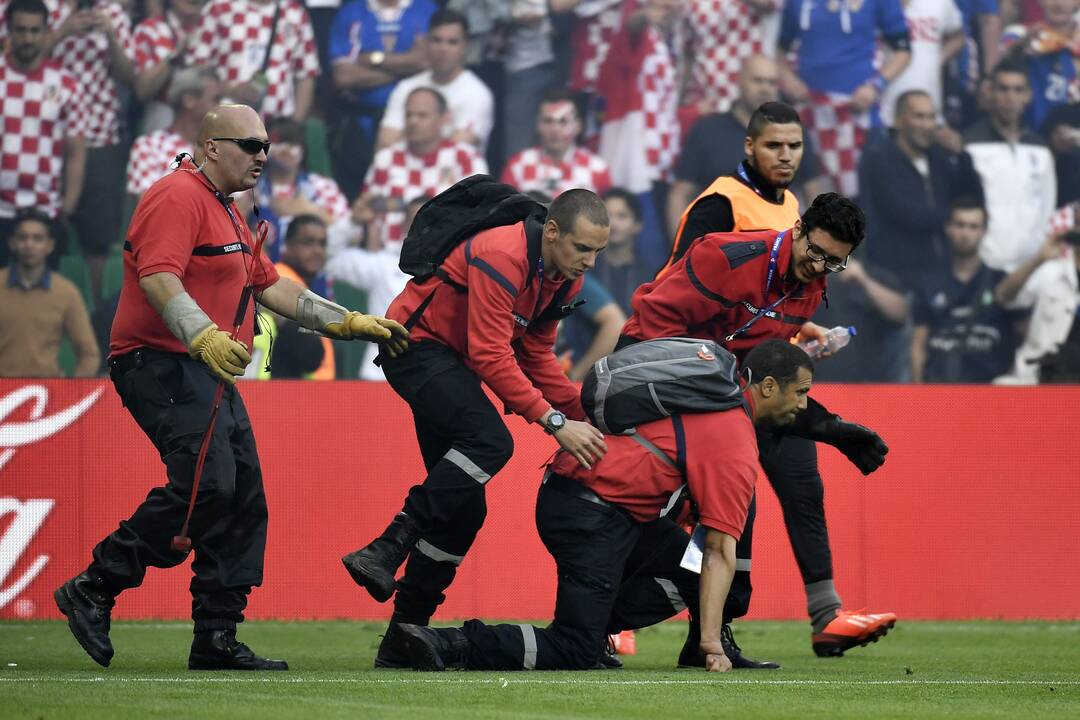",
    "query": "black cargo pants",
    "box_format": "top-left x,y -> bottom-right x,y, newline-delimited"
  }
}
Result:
381,342 -> 516,625
89,349 -> 268,631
